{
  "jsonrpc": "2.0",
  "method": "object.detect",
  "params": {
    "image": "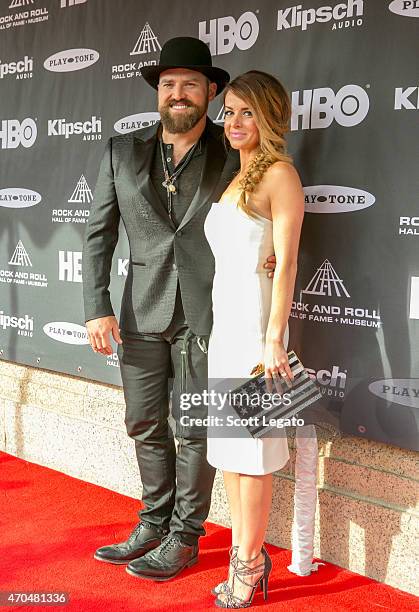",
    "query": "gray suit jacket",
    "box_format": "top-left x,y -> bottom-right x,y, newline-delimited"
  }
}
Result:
82,119 -> 239,335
